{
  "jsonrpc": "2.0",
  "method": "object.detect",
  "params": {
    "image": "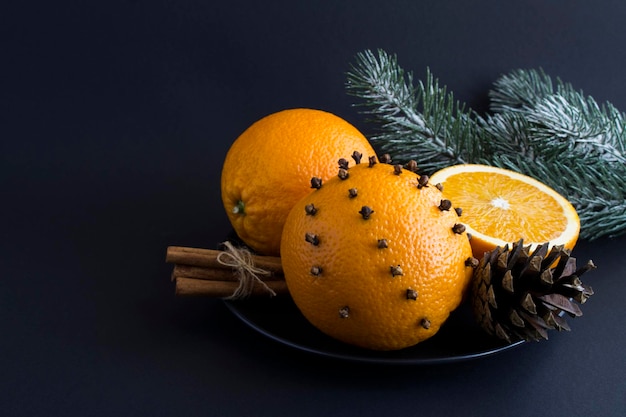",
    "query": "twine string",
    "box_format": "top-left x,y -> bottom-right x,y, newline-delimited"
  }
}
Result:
216,241 -> 276,300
